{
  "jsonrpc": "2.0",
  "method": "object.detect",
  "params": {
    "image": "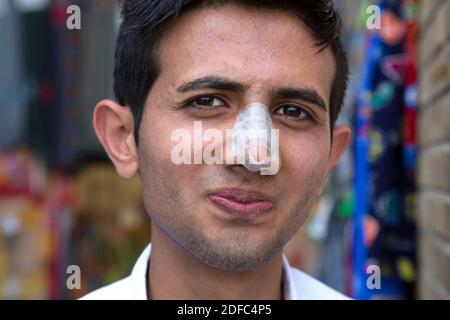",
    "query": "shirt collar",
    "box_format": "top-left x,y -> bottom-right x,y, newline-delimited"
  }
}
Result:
130,243 -> 297,300
282,255 -> 297,300
129,243 -> 151,300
